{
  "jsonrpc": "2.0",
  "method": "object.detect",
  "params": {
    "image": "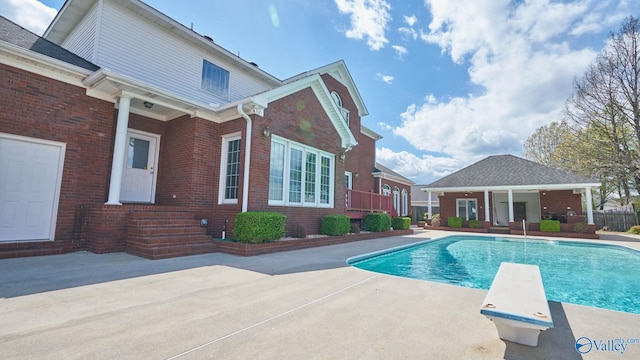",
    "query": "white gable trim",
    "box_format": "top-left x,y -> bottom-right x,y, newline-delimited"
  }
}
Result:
284,60 -> 368,117
250,74 -> 358,149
